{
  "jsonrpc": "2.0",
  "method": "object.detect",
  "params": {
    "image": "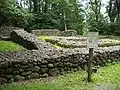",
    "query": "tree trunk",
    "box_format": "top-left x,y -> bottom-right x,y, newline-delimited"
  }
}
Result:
108,0 -> 114,22
63,10 -> 67,31
33,0 -> 38,13
44,0 -> 48,13
29,0 -> 32,12
116,0 -> 120,18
